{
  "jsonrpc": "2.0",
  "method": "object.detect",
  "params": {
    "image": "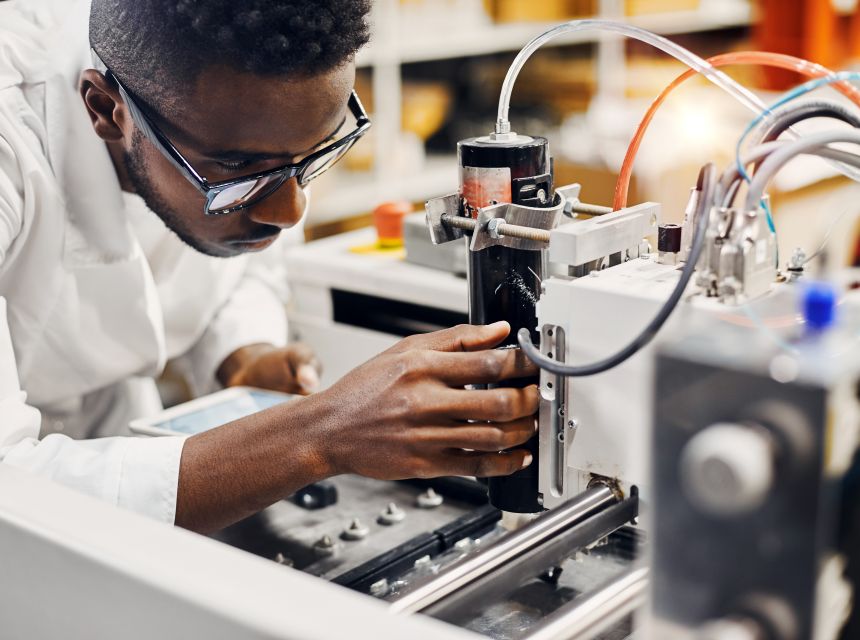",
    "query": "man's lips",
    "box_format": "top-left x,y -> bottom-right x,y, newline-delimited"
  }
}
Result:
228,230 -> 281,246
